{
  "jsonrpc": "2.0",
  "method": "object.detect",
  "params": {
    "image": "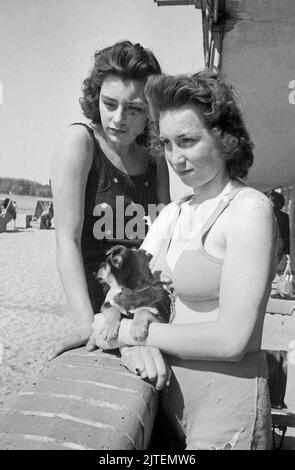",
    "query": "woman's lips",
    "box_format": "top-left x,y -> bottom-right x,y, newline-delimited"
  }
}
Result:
178,168 -> 194,176
108,127 -> 127,136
